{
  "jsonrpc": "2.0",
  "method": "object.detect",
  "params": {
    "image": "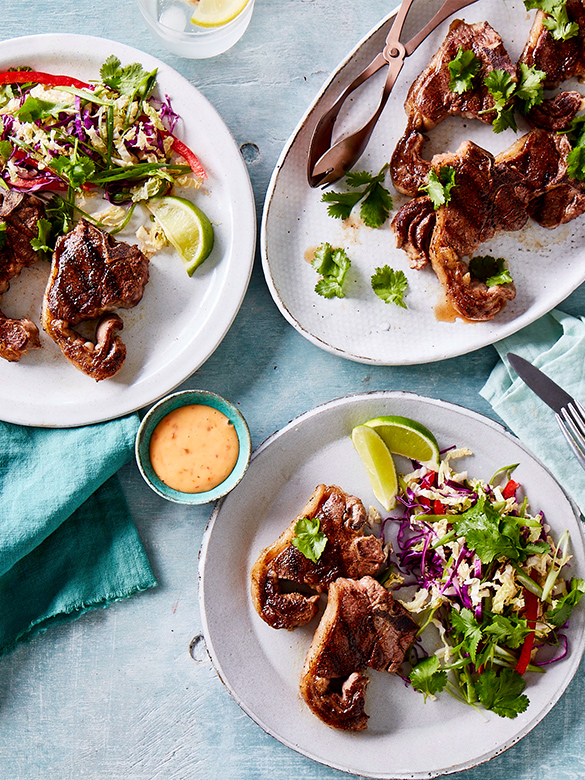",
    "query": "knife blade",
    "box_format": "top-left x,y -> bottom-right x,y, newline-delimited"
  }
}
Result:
507,352 -> 573,413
